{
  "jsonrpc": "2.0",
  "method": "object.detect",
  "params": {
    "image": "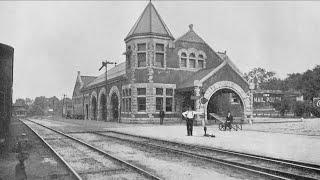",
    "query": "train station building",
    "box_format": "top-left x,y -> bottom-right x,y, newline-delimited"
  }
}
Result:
72,2 -> 253,124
